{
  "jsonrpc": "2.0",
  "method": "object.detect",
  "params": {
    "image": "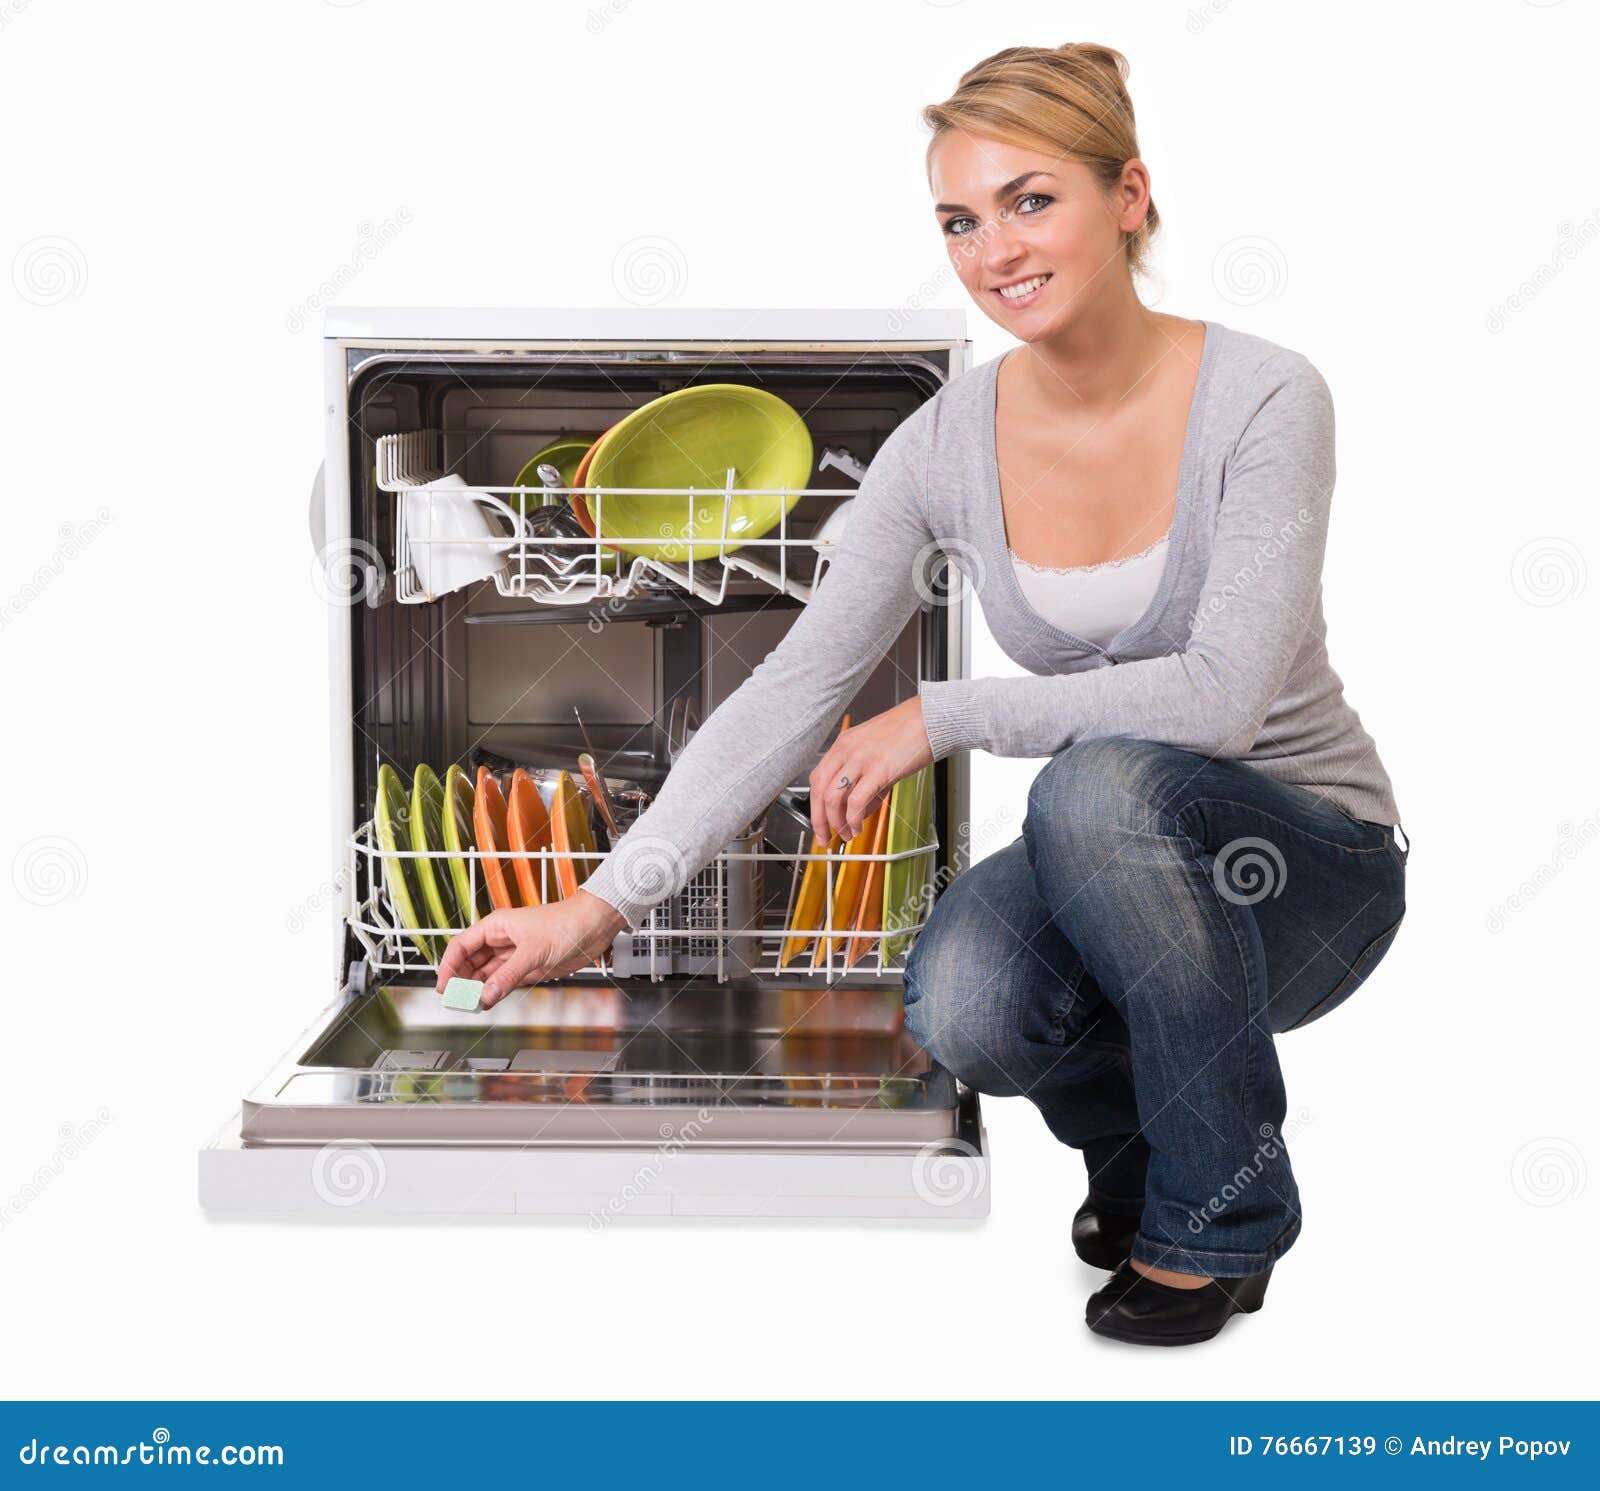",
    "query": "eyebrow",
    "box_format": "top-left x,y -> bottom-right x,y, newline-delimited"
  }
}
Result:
934,171 -> 1055,215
